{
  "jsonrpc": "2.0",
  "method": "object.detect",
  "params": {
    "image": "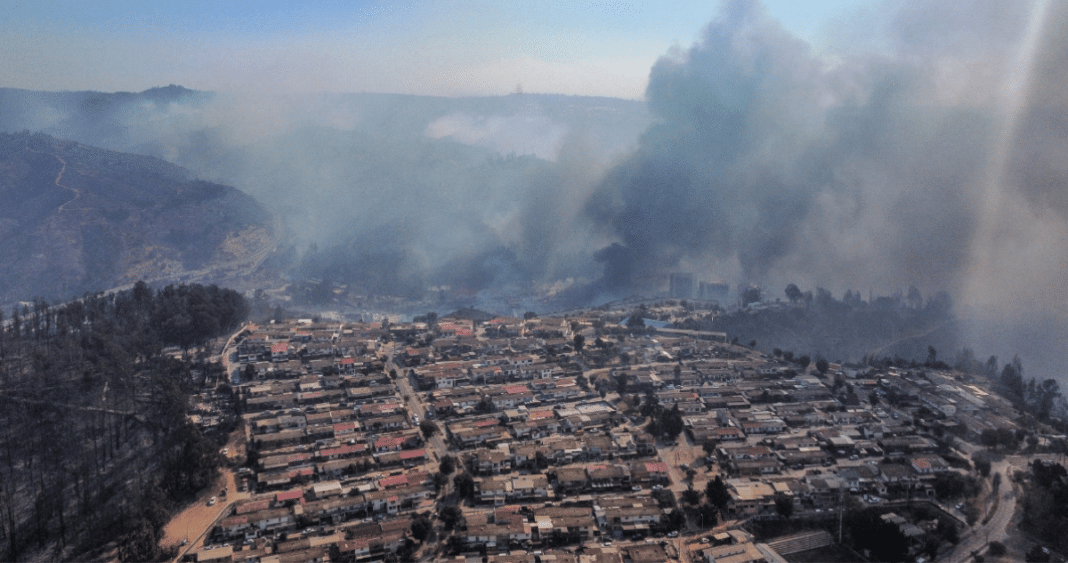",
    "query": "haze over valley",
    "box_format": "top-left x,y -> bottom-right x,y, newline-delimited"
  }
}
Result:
2,0 -> 1067,376
6,3 -> 1068,563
